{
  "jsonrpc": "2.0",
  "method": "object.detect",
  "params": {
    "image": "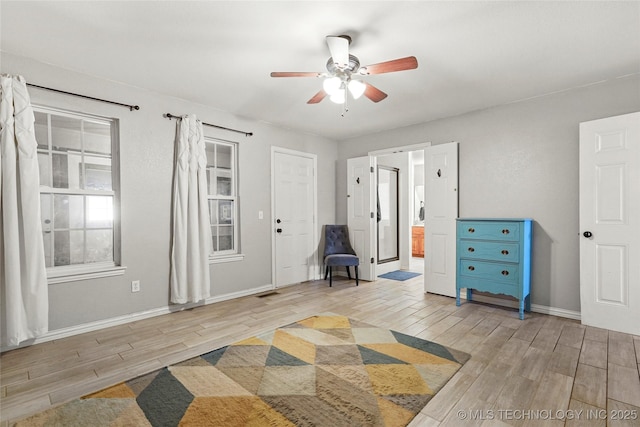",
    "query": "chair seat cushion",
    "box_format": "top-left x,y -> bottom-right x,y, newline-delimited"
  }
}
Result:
325,254 -> 359,266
